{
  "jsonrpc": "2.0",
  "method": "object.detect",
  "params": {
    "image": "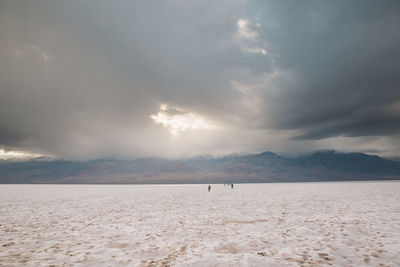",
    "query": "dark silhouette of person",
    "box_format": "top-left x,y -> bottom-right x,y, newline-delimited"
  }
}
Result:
208,185 -> 211,192
231,183 -> 234,189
